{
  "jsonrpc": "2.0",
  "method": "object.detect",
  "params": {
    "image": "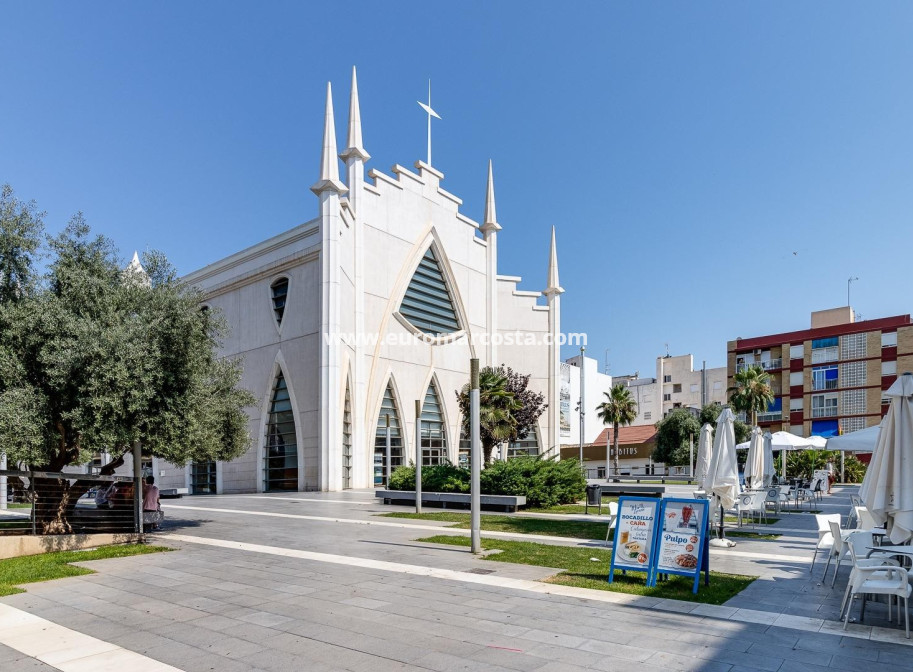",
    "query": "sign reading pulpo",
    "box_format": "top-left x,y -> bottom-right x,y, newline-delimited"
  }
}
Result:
608,496 -> 660,583
652,498 -> 710,593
